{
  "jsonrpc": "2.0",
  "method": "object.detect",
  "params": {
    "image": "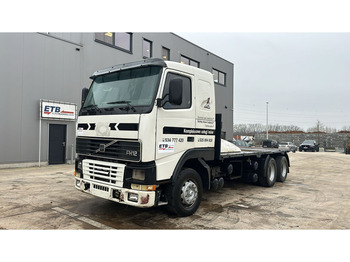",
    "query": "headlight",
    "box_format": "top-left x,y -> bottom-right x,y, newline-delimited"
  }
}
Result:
75,158 -> 83,178
77,161 -> 82,170
132,169 -> 145,181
